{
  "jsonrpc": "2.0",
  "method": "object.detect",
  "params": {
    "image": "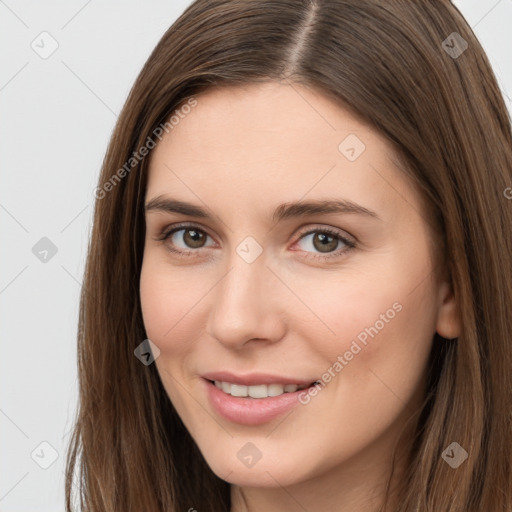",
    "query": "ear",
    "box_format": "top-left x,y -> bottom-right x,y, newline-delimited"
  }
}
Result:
435,280 -> 461,339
